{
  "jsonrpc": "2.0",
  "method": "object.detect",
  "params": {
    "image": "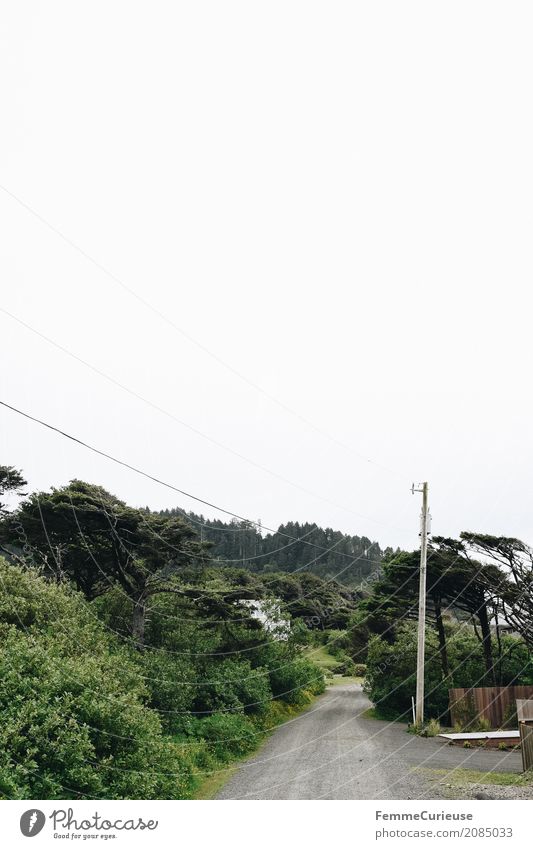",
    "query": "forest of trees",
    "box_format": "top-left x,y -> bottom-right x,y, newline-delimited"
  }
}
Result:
159,508 -> 387,587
